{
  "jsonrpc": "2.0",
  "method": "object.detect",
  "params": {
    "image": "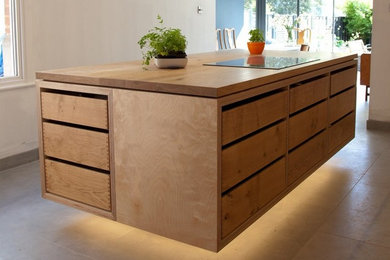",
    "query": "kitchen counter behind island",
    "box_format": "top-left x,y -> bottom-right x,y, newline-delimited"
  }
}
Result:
36,50 -> 357,252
